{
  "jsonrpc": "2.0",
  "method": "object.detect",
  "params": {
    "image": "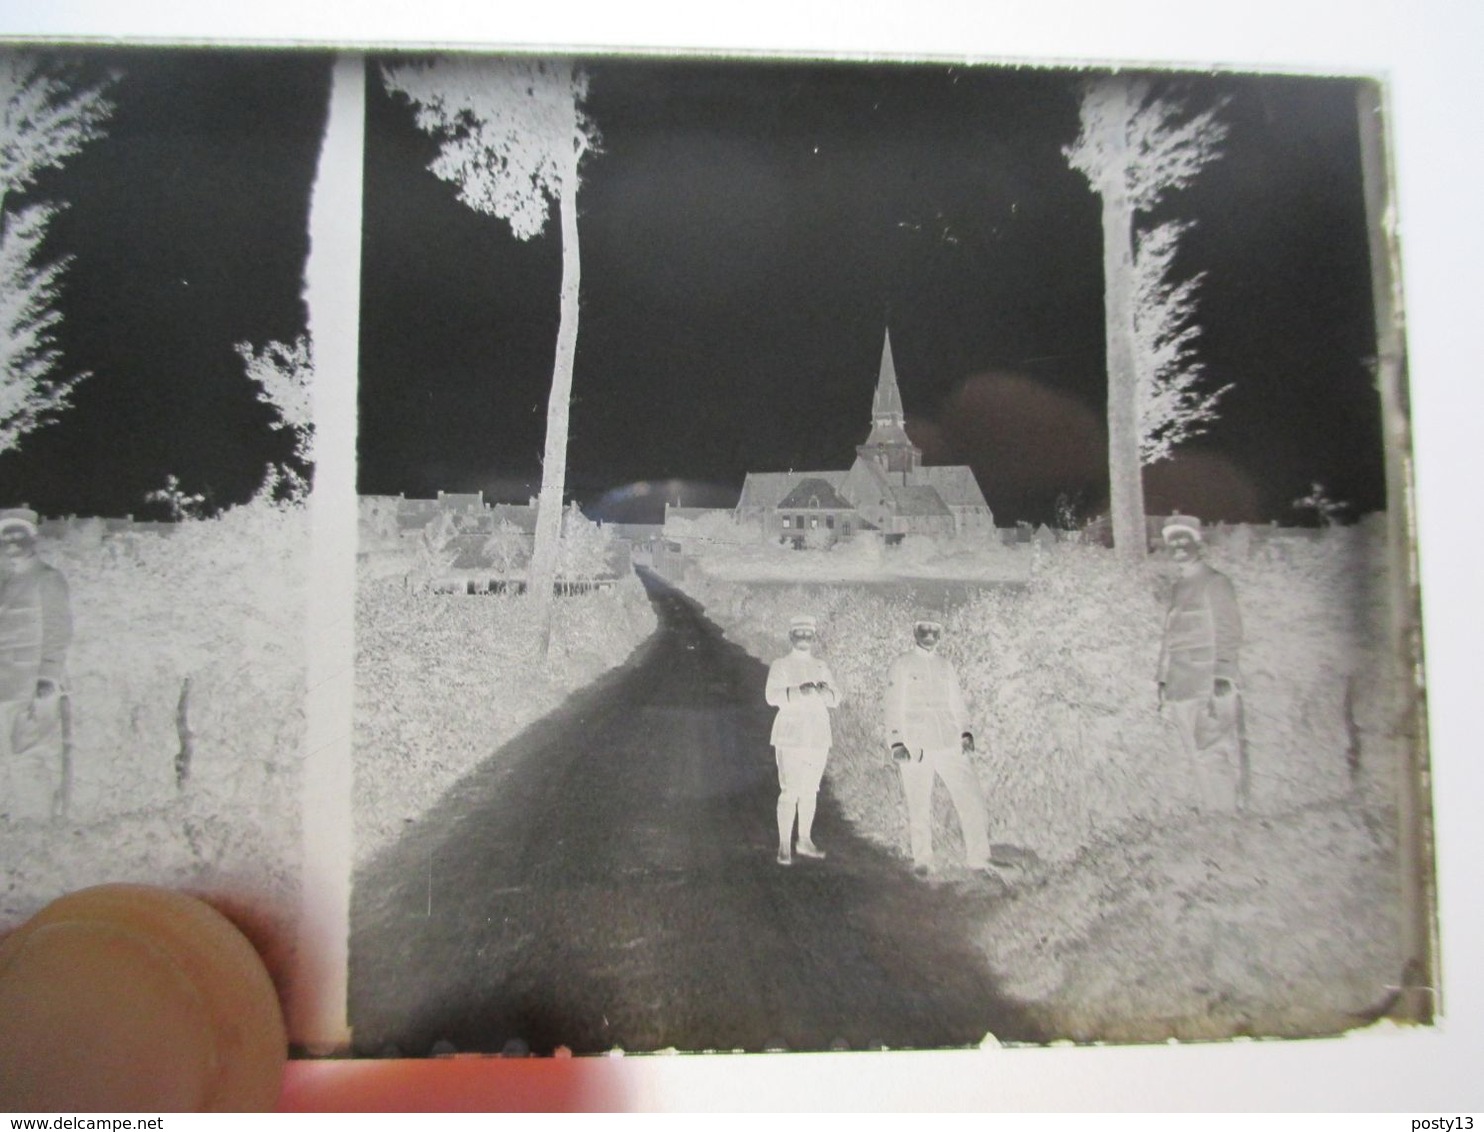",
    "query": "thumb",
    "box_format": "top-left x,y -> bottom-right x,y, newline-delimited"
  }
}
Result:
0,885 -> 286,1112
